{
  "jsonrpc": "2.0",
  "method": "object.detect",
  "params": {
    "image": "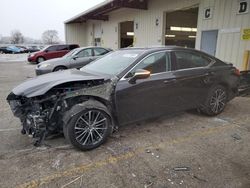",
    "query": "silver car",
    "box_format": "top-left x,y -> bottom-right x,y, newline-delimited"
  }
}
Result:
35,47 -> 112,75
